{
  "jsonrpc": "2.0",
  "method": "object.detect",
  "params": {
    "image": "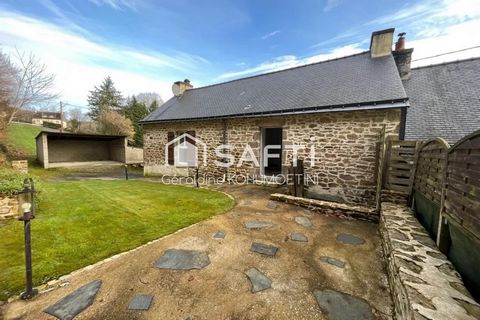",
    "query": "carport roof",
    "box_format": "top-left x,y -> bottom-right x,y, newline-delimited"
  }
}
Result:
35,131 -> 127,140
